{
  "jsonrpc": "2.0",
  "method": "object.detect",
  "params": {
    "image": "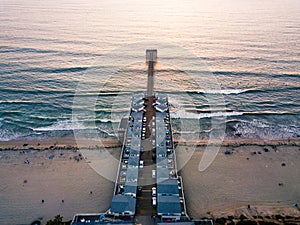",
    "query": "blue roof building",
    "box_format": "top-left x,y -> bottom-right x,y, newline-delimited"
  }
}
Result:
110,195 -> 136,215
157,179 -> 179,196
